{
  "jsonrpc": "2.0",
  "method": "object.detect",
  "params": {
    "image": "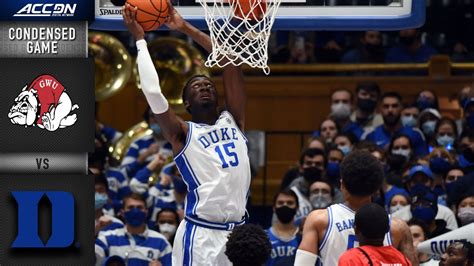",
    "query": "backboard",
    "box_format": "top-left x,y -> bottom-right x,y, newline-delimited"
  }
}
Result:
90,0 -> 425,31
